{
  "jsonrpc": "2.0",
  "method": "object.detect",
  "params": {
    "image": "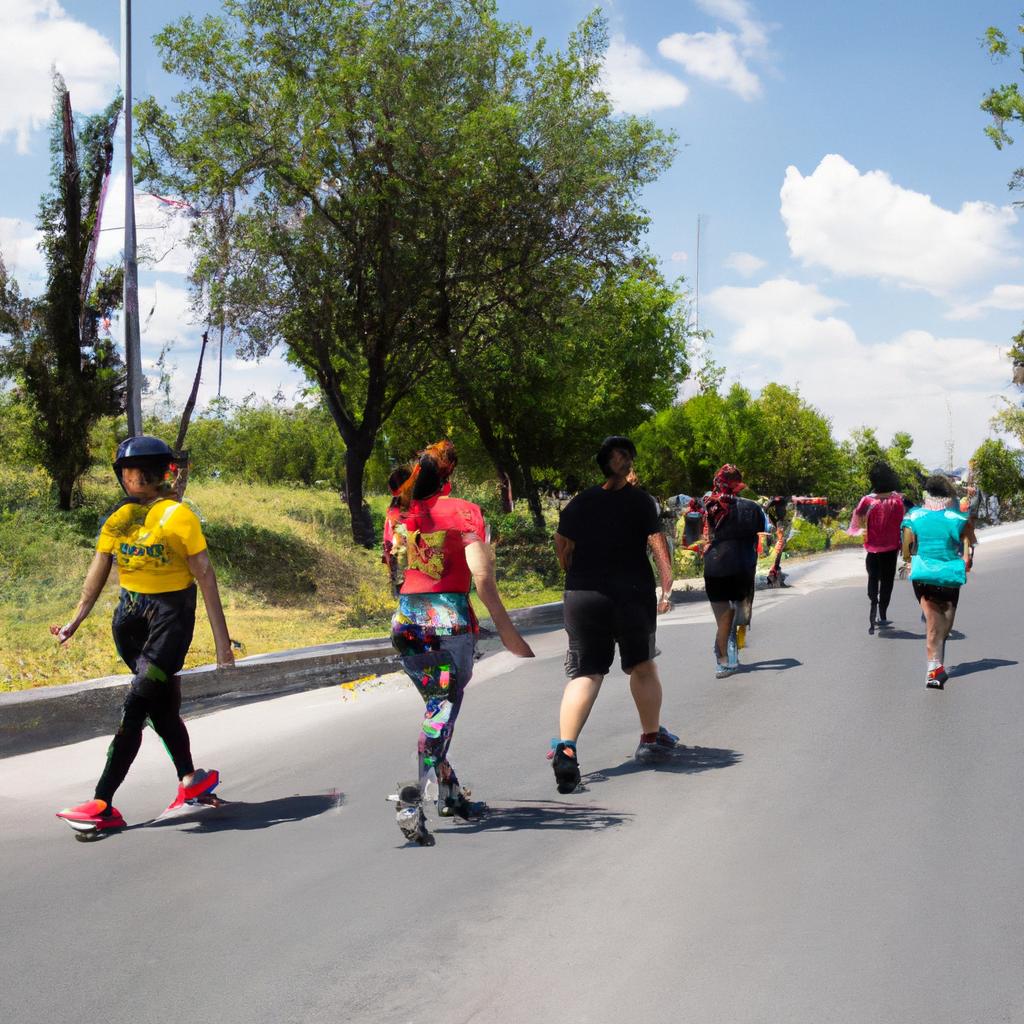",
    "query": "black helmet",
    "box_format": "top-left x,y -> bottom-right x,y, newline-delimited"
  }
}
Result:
596,435 -> 636,477
113,435 -> 176,491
